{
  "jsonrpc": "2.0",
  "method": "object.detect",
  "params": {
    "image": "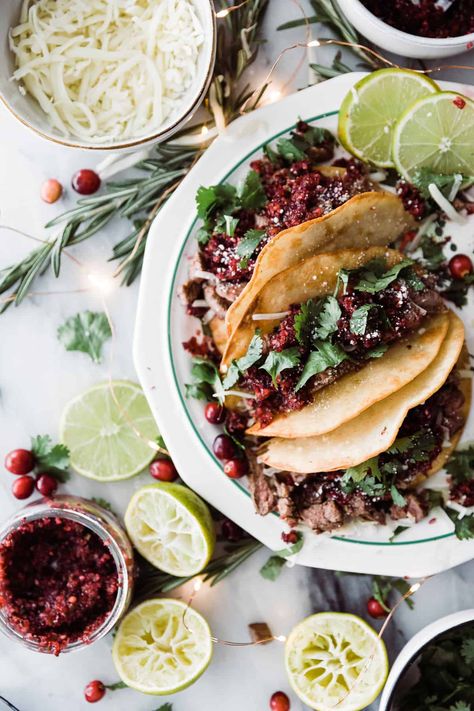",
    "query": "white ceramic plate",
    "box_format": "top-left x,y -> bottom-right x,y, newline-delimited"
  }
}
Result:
134,72 -> 474,576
